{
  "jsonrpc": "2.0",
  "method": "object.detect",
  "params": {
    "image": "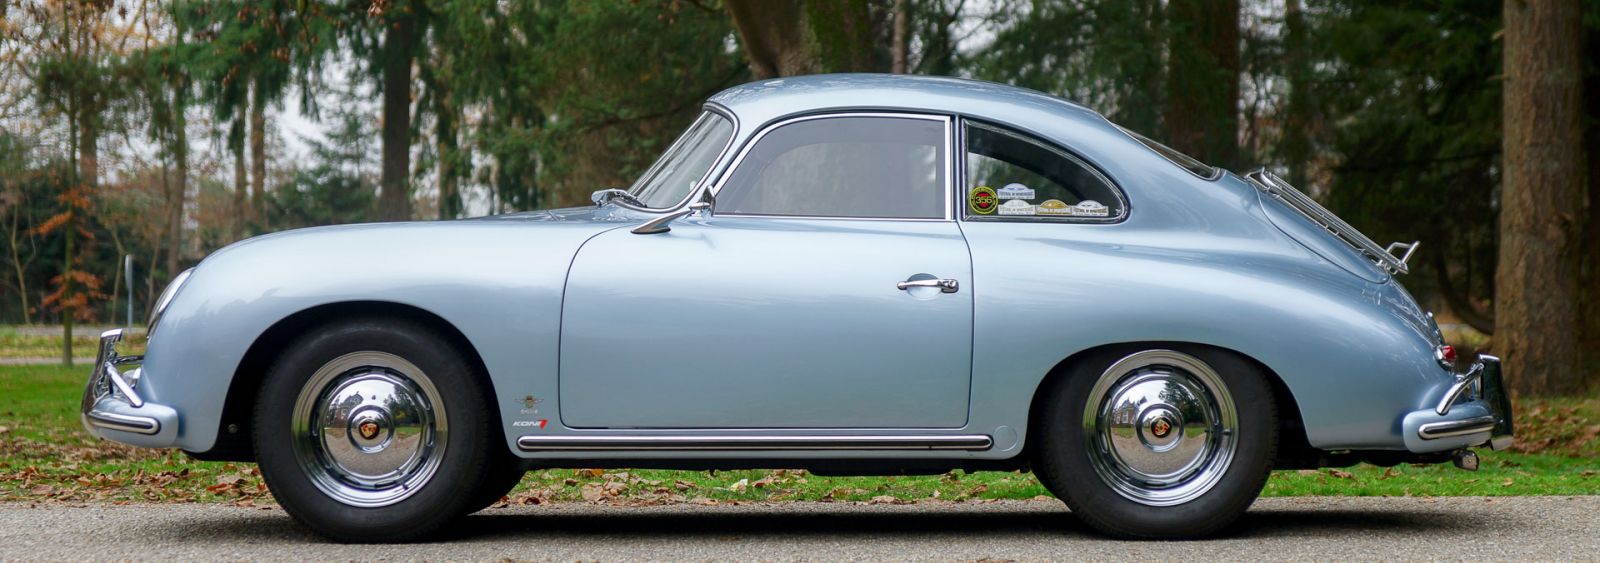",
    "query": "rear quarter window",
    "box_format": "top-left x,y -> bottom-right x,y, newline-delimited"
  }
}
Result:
962,121 -> 1126,222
